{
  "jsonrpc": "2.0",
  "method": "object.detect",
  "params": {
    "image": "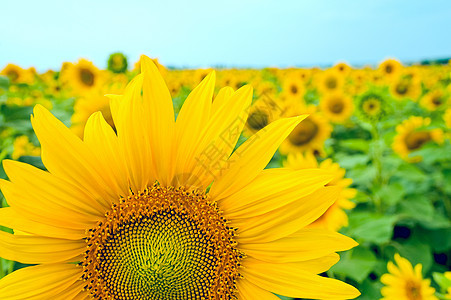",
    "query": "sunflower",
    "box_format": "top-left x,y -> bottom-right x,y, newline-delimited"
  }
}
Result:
279,103 -> 332,155
320,92 -> 354,123
60,59 -> 104,95
0,63 -> 34,84
0,56 -> 359,299
333,62 -> 352,75
284,152 -> 356,231
390,77 -> 421,101
356,91 -> 390,123
107,52 -> 128,73
379,58 -> 403,79
420,89 -> 448,111
392,116 -> 444,162
316,69 -> 345,94
380,254 -> 437,300
282,74 -> 305,100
